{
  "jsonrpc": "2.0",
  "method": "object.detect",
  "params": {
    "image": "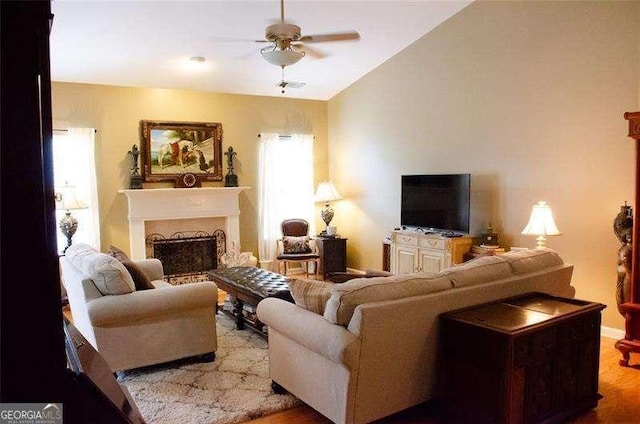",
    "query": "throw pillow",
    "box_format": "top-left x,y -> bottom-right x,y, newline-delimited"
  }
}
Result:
107,245 -> 130,262
282,236 -> 312,254
287,278 -> 333,315
121,260 -> 155,290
